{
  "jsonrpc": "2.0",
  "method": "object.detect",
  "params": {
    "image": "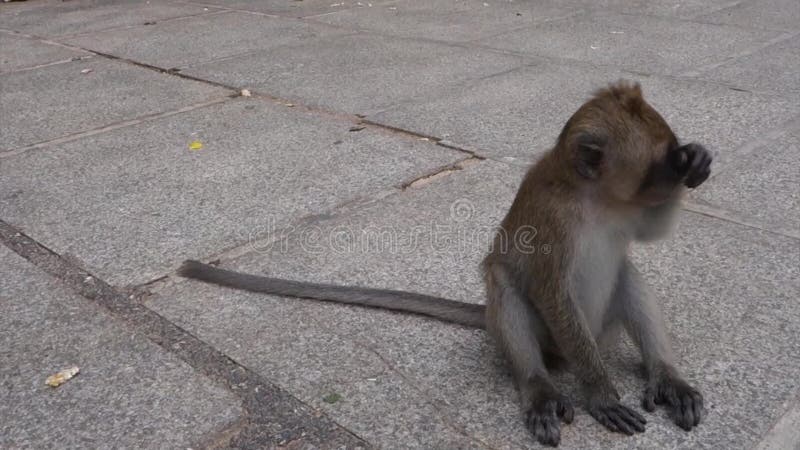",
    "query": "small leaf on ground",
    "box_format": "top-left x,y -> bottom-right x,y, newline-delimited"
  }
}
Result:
323,393 -> 342,404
